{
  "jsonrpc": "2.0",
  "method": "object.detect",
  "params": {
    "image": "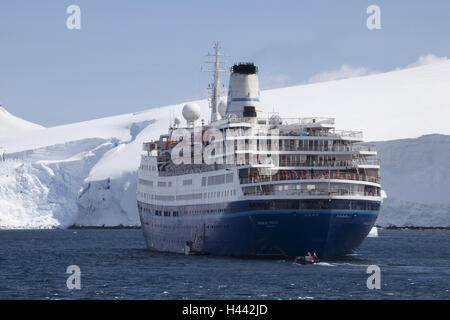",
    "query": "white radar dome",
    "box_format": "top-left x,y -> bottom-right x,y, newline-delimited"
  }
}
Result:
269,114 -> 281,125
218,100 -> 227,118
182,103 -> 201,122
